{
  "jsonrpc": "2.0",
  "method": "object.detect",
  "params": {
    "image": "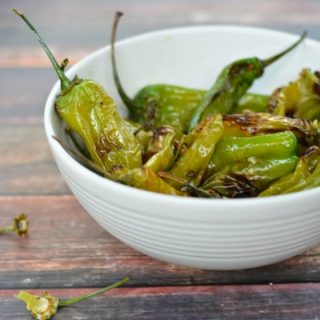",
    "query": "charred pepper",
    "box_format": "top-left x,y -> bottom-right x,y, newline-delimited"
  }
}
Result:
14,10 -> 142,173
